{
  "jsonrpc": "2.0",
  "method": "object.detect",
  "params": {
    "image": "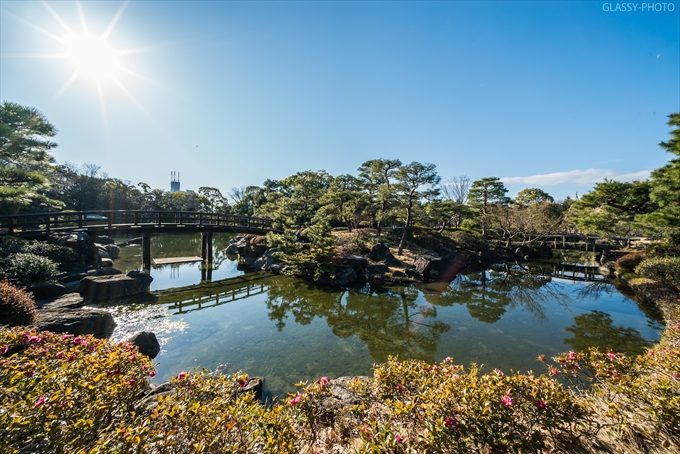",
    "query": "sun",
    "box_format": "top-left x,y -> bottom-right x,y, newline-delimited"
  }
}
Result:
4,1 -> 152,115
61,31 -> 121,83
